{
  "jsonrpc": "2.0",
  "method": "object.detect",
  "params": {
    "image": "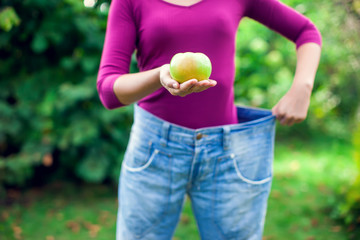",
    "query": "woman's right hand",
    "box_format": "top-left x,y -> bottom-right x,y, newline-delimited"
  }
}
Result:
159,64 -> 217,97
